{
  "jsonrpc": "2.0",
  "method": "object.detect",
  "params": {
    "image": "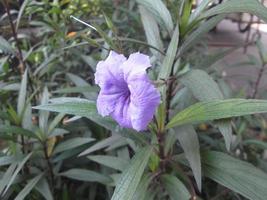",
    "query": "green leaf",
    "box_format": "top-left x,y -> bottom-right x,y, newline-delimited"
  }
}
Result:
0,125 -> 37,139
158,25 -> 179,82
136,0 -> 174,35
79,134 -> 122,156
33,98 -> 97,118
0,36 -> 15,55
66,73 -> 97,100
17,69 -> 28,118
39,87 -> 49,134
178,15 -> 225,57
87,155 -> 129,171
167,99 -> 267,129
59,169 -> 112,184
0,156 -> 16,167
189,0 -> 213,23
111,146 -> 153,200
180,69 -> 223,101
14,173 -> 43,200
161,174 -> 191,200
53,137 -> 95,154
33,54 -> 58,76
35,178 -> 53,200
203,151 -> 267,200
16,0 -> 30,31
174,125 -> 201,190
2,153 -> 32,195
33,98 -> 148,145
132,174 -> 153,200
243,139 -> 267,149
139,6 -> 163,57
202,0 -> 267,23
180,69 -> 232,150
